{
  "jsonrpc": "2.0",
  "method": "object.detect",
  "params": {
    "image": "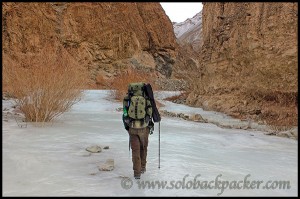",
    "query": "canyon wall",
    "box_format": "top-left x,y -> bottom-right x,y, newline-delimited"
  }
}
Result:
2,2 -> 178,86
187,2 -> 298,126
